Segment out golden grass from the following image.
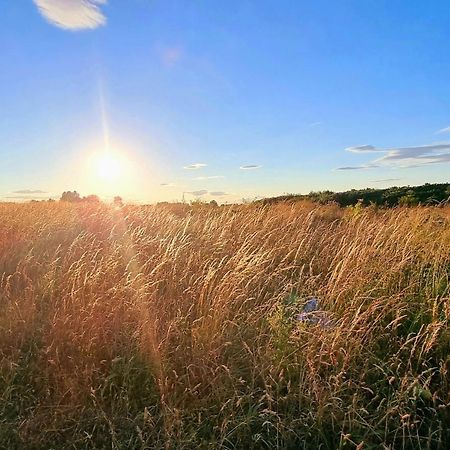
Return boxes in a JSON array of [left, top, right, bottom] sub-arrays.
[[0, 201, 449, 449]]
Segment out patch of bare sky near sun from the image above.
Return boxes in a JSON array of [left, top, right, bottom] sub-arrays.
[[194, 176, 225, 180], [33, 0, 107, 30]]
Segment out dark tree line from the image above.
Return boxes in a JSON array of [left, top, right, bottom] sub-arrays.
[[60, 191, 123, 206], [260, 183, 450, 207], [60, 191, 100, 203]]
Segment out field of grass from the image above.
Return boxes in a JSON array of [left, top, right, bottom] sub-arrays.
[[1, 201, 449, 449]]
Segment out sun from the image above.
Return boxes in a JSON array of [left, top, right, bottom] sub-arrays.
[[96, 153, 122, 182], [87, 148, 136, 197]]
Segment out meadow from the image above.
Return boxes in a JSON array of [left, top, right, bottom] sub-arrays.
[[0, 200, 449, 449]]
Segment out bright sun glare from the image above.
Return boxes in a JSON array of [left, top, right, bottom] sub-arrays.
[[96, 153, 122, 181], [88, 150, 135, 197]]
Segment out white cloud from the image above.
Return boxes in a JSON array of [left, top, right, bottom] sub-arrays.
[[33, 0, 107, 30], [183, 163, 207, 170], [160, 183, 176, 187], [345, 145, 379, 153], [210, 191, 227, 196], [240, 164, 262, 170], [337, 143, 450, 170], [436, 126, 450, 134]]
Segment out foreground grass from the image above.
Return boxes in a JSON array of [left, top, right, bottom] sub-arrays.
[[0, 201, 449, 449]]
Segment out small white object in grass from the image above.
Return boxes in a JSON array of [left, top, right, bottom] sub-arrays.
[[297, 297, 333, 328], [302, 297, 318, 313]]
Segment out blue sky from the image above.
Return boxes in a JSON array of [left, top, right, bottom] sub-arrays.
[[1, 0, 449, 203]]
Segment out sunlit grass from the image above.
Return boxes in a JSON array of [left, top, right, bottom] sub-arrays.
[[0, 201, 449, 449]]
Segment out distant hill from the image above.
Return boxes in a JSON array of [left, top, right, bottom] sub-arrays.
[[260, 183, 450, 207]]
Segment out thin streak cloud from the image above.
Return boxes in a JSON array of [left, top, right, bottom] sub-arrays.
[[185, 190, 208, 196], [335, 164, 379, 171], [4, 195, 52, 200], [345, 145, 379, 153], [12, 189, 47, 194], [33, 0, 107, 30], [240, 164, 262, 170], [183, 163, 207, 170], [370, 178, 401, 183]]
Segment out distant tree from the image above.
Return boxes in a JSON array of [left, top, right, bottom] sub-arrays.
[[209, 199, 218, 207], [316, 190, 334, 204], [398, 194, 418, 207], [82, 194, 100, 203], [113, 196, 123, 207], [60, 191, 81, 202]]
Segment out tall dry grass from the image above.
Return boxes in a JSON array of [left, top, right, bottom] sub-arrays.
[[0, 201, 449, 449]]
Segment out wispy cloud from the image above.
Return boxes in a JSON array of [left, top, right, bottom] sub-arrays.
[[436, 126, 450, 134], [376, 144, 450, 166], [184, 163, 207, 170], [12, 189, 47, 194], [160, 183, 176, 187], [345, 145, 380, 153], [4, 195, 52, 200], [33, 0, 107, 30], [337, 143, 450, 170], [335, 165, 376, 171], [210, 191, 227, 196], [240, 164, 262, 170], [185, 190, 208, 196], [193, 175, 225, 180], [309, 121, 323, 127], [369, 178, 401, 183]]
